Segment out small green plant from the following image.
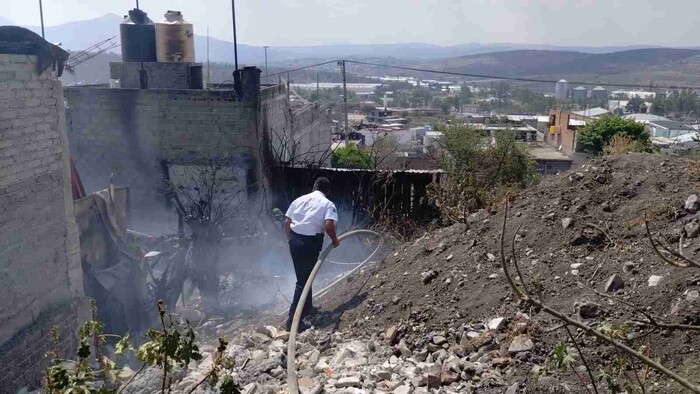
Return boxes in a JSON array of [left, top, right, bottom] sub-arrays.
[[45, 300, 240, 394], [331, 144, 371, 169]]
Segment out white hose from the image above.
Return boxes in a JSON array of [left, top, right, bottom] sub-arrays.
[[286, 229, 383, 394]]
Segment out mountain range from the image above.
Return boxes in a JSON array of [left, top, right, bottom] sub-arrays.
[[4, 14, 700, 89], [2, 13, 692, 65]]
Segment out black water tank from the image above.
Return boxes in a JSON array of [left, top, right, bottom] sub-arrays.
[[120, 9, 157, 62]]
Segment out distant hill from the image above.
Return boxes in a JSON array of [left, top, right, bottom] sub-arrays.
[[416, 48, 700, 89], [7, 13, 698, 67]]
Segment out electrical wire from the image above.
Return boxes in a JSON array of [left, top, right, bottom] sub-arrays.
[[265, 60, 340, 79], [343, 59, 698, 89]]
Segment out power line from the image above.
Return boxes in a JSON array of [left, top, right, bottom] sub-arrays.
[[344, 59, 700, 90], [265, 60, 339, 79], [263, 58, 700, 91]]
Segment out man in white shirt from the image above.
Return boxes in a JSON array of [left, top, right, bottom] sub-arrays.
[[284, 177, 340, 332]]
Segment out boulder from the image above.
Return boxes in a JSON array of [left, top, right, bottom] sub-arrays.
[[648, 275, 663, 287]]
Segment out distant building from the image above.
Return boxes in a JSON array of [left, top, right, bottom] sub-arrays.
[[545, 109, 592, 152], [623, 114, 695, 139], [572, 107, 609, 118], [591, 86, 608, 101], [555, 79, 569, 101], [572, 86, 588, 101]]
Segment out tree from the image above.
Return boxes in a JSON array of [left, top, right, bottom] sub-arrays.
[[577, 116, 654, 155], [165, 156, 249, 308], [331, 144, 371, 169], [428, 125, 536, 223], [366, 132, 399, 169], [626, 97, 645, 113]]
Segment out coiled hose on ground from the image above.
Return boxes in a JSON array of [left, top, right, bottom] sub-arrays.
[[287, 229, 384, 394]]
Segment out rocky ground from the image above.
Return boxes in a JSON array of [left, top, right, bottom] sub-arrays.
[[129, 153, 700, 393]]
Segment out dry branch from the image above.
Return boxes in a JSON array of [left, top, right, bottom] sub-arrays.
[[500, 200, 700, 393]]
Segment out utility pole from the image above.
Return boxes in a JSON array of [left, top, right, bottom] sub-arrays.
[[316, 73, 319, 101], [338, 60, 348, 137], [231, 0, 239, 71], [263, 46, 269, 84], [206, 25, 210, 88], [39, 0, 45, 39]]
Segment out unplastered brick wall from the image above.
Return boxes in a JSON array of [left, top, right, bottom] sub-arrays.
[[0, 53, 84, 391], [64, 87, 260, 233]]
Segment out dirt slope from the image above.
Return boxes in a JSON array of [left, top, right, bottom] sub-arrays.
[[313, 152, 700, 391]]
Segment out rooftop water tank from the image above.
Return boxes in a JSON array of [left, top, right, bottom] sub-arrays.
[[120, 8, 157, 62], [155, 11, 195, 63]]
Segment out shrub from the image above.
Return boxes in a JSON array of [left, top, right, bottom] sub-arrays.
[[577, 116, 655, 155], [603, 134, 643, 155], [331, 144, 371, 169], [428, 125, 537, 223]]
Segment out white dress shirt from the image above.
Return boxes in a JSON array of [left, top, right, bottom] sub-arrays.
[[285, 190, 338, 236]]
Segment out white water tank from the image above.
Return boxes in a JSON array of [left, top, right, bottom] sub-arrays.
[[155, 11, 195, 63]]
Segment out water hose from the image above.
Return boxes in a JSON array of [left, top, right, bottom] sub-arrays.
[[287, 229, 383, 394]]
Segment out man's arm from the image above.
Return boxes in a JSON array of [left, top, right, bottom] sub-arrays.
[[285, 217, 293, 241], [324, 219, 340, 247]]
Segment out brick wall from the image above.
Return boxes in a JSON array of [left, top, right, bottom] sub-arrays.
[[64, 87, 260, 233], [0, 53, 84, 392]]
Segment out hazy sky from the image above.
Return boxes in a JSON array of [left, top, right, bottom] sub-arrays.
[[3, 0, 699, 47]]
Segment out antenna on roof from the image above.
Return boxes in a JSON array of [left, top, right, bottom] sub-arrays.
[[38, 0, 45, 38], [136, 0, 140, 9]]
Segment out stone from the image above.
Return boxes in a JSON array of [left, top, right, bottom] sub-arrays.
[[392, 296, 401, 305], [687, 290, 699, 301], [505, 382, 520, 394], [570, 263, 583, 269], [508, 335, 534, 354], [488, 317, 506, 331], [685, 194, 700, 213], [686, 221, 700, 238], [579, 302, 603, 319], [298, 377, 317, 390], [648, 275, 663, 287], [422, 373, 441, 389], [446, 254, 453, 261], [605, 274, 625, 292], [491, 357, 511, 367], [486, 253, 496, 262], [242, 383, 257, 394], [571, 269, 580, 276], [386, 325, 399, 344], [256, 325, 278, 338], [398, 340, 413, 357], [440, 369, 459, 385], [335, 376, 361, 388], [432, 335, 447, 346], [373, 370, 393, 381], [562, 217, 574, 229], [421, 270, 438, 284], [393, 385, 413, 394]]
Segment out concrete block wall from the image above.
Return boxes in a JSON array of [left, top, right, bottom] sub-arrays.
[[0, 53, 84, 391], [64, 87, 259, 233], [110, 62, 203, 89]]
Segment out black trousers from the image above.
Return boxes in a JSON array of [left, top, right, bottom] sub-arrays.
[[287, 231, 324, 324]]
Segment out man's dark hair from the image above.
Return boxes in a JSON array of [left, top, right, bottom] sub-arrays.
[[313, 177, 331, 195]]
